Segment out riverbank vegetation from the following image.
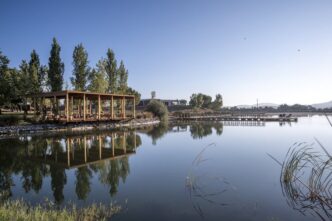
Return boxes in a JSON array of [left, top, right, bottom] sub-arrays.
[[189, 93, 223, 110], [146, 99, 169, 121], [0, 38, 141, 115], [0, 199, 121, 221]]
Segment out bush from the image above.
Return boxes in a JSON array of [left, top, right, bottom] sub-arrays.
[[145, 100, 168, 121]]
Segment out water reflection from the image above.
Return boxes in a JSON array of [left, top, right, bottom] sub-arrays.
[[0, 131, 141, 204], [190, 122, 223, 139]]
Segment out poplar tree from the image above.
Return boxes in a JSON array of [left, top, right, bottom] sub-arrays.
[[88, 59, 108, 93], [105, 49, 118, 93], [28, 50, 46, 93], [48, 38, 64, 92], [0, 51, 10, 112], [71, 43, 90, 91], [117, 60, 128, 94]]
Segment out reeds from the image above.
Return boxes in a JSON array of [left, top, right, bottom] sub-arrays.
[[269, 139, 332, 220], [185, 143, 229, 218], [0, 198, 121, 221]]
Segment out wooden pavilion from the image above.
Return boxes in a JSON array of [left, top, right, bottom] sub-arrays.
[[30, 90, 136, 123]]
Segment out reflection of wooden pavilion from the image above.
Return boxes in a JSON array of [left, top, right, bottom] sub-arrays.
[[30, 90, 135, 123], [26, 132, 138, 169]]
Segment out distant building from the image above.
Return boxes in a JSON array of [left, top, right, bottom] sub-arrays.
[[138, 99, 187, 108]]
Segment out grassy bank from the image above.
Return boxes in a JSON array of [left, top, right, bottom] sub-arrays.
[[0, 199, 121, 221]]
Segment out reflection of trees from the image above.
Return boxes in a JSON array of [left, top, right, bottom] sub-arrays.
[[0, 141, 15, 201], [49, 139, 67, 204], [98, 156, 130, 197], [50, 165, 67, 204], [21, 136, 48, 193], [75, 167, 92, 200], [145, 122, 169, 145], [0, 130, 141, 202], [190, 122, 223, 139]]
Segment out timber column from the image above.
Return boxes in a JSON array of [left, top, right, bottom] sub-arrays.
[[133, 97, 136, 118], [66, 93, 69, 122], [83, 94, 86, 121], [122, 97, 126, 119], [98, 95, 101, 120], [111, 96, 114, 119]]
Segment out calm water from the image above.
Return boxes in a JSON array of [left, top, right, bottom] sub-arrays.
[[0, 116, 331, 221]]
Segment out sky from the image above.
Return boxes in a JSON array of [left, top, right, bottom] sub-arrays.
[[1, 0, 332, 106]]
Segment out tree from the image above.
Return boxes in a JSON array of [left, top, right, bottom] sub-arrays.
[[105, 49, 118, 93], [28, 50, 46, 94], [48, 38, 64, 92], [0, 51, 10, 111], [189, 93, 204, 108], [126, 87, 141, 105], [211, 94, 223, 110], [201, 94, 212, 108], [117, 60, 128, 94], [151, 91, 156, 99], [71, 43, 90, 91], [189, 93, 213, 108], [88, 59, 108, 93], [19, 61, 30, 117], [146, 99, 168, 121]]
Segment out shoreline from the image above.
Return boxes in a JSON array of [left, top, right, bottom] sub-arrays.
[[0, 118, 160, 137]]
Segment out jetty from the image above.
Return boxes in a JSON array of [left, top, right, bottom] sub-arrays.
[[175, 113, 298, 122]]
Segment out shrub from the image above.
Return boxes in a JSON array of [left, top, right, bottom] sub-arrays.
[[145, 100, 168, 121]]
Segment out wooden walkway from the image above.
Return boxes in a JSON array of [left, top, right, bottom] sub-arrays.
[[176, 115, 298, 122]]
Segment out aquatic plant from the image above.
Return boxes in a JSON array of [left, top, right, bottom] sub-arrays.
[[268, 138, 332, 220], [185, 143, 229, 218]]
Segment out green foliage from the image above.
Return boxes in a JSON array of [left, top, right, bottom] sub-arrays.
[[105, 49, 118, 93], [0, 43, 142, 116], [189, 93, 223, 110], [48, 38, 64, 92], [28, 50, 46, 94], [71, 43, 90, 91], [19, 60, 30, 96], [189, 93, 205, 108], [146, 99, 169, 121], [117, 60, 128, 94], [211, 94, 223, 110], [0, 51, 10, 106], [88, 59, 109, 93], [126, 87, 141, 105]]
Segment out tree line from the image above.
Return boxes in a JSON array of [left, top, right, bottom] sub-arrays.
[[0, 38, 141, 113], [189, 93, 223, 110]]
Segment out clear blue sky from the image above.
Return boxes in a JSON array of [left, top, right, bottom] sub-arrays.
[[1, 0, 332, 106]]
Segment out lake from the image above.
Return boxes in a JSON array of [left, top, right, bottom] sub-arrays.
[[0, 116, 331, 221]]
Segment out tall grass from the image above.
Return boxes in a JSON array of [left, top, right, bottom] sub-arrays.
[[0, 199, 121, 221]]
